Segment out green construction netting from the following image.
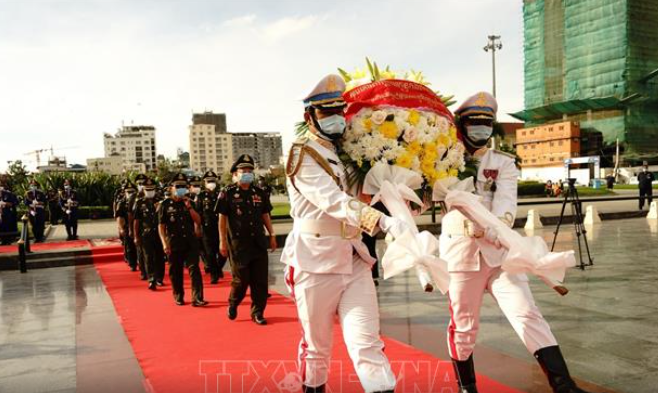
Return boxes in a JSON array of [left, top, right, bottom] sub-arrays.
[[522, 0, 658, 159]]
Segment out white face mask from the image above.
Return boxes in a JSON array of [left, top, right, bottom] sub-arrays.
[[145, 190, 155, 199], [137, 185, 144, 192], [206, 182, 217, 191], [466, 125, 493, 142], [317, 114, 346, 140]]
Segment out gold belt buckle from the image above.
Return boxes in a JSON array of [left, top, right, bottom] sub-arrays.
[[341, 222, 360, 239]]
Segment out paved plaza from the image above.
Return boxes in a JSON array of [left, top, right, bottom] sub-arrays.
[[1, 217, 656, 392]]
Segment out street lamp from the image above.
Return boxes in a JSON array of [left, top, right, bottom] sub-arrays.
[[483, 35, 503, 97]]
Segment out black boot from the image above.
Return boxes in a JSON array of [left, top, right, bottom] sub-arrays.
[[534, 346, 592, 393], [302, 384, 325, 393], [451, 355, 478, 393]]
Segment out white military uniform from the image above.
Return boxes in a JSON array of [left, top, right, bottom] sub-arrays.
[[281, 134, 396, 391], [440, 148, 558, 361]]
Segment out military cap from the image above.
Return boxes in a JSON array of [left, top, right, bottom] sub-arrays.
[[303, 74, 346, 110], [231, 154, 255, 173], [203, 170, 218, 181], [189, 175, 203, 186], [135, 173, 148, 184], [170, 173, 188, 187], [143, 177, 157, 190], [455, 92, 498, 120], [124, 181, 137, 191]]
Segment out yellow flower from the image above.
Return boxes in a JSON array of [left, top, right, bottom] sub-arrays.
[[406, 141, 422, 155], [408, 109, 420, 126], [378, 121, 399, 139], [363, 118, 373, 132], [449, 168, 459, 177], [395, 152, 413, 168], [420, 160, 435, 175], [449, 126, 458, 142], [437, 134, 450, 147], [437, 170, 448, 180]]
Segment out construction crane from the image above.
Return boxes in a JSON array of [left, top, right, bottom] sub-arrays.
[[24, 146, 79, 167]]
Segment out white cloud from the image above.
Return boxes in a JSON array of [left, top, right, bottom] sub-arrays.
[[261, 15, 318, 42]]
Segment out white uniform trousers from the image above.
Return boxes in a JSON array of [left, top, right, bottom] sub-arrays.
[[285, 257, 396, 392], [447, 261, 558, 361]]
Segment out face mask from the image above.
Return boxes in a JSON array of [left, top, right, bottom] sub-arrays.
[[239, 173, 254, 184], [191, 186, 201, 195], [137, 185, 144, 192], [466, 125, 493, 142], [206, 182, 217, 191], [175, 188, 188, 198], [643, 168, 648, 172], [317, 115, 346, 140], [145, 190, 155, 199]]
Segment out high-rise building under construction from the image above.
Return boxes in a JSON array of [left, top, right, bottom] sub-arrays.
[[514, 0, 658, 163]]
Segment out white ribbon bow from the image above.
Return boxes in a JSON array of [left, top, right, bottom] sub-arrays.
[[364, 162, 424, 207], [444, 190, 576, 290], [432, 176, 475, 202], [378, 180, 450, 293]]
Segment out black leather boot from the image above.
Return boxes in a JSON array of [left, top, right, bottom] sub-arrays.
[[302, 384, 325, 393], [451, 355, 478, 393], [534, 346, 592, 393]]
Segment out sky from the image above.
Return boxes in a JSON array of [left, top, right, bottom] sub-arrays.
[[0, 0, 525, 172]]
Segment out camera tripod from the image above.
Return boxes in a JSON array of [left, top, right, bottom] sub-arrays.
[[551, 178, 593, 270]]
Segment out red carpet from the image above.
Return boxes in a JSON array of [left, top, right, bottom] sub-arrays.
[[93, 251, 521, 393], [0, 239, 89, 254]]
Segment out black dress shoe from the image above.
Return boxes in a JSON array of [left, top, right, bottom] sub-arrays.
[[218, 271, 224, 279], [148, 282, 157, 291], [192, 300, 208, 307], [156, 280, 164, 286], [227, 305, 237, 320], [130, 266, 137, 272], [140, 275, 148, 281], [252, 314, 267, 325], [303, 385, 325, 393], [175, 300, 185, 306]]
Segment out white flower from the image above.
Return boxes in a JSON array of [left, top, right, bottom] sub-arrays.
[[403, 126, 418, 143], [371, 110, 387, 125]]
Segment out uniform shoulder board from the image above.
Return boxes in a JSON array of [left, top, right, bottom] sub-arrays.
[[492, 149, 516, 160], [286, 139, 309, 178]]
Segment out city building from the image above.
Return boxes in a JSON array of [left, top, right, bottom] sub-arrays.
[[497, 122, 524, 149], [87, 155, 123, 175], [103, 125, 157, 171], [188, 112, 283, 174], [189, 112, 234, 174], [514, 0, 658, 164], [37, 157, 86, 173], [231, 132, 283, 170], [516, 121, 581, 180]]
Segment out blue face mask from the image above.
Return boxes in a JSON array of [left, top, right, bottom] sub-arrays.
[[174, 188, 188, 198], [466, 125, 493, 142], [239, 173, 254, 184], [317, 115, 346, 140]]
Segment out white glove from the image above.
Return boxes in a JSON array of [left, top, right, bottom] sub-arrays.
[[484, 227, 502, 249], [378, 215, 413, 239]]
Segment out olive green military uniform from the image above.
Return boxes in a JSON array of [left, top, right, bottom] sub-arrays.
[[158, 196, 204, 304], [195, 171, 226, 283], [133, 179, 165, 287], [131, 174, 149, 280], [116, 191, 138, 270], [215, 183, 272, 316]]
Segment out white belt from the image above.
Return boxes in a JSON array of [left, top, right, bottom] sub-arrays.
[[293, 218, 359, 239]]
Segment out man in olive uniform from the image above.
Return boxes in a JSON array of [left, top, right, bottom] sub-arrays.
[[60, 179, 79, 241], [24, 179, 47, 243], [134, 178, 165, 290], [0, 180, 19, 245], [638, 162, 655, 210], [47, 188, 61, 225], [216, 154, 277, 325], [117, 182, 138, 271], [158, 173, 208, 307], [195, 171, 224, 284], [131, 174, 149, 279]]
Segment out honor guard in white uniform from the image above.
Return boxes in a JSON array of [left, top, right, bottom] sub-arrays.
[[281, 75, 410, 393], [441, 92, 591, 393]]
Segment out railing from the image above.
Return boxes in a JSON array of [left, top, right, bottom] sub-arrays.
[[16, 214, 30, 273]]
